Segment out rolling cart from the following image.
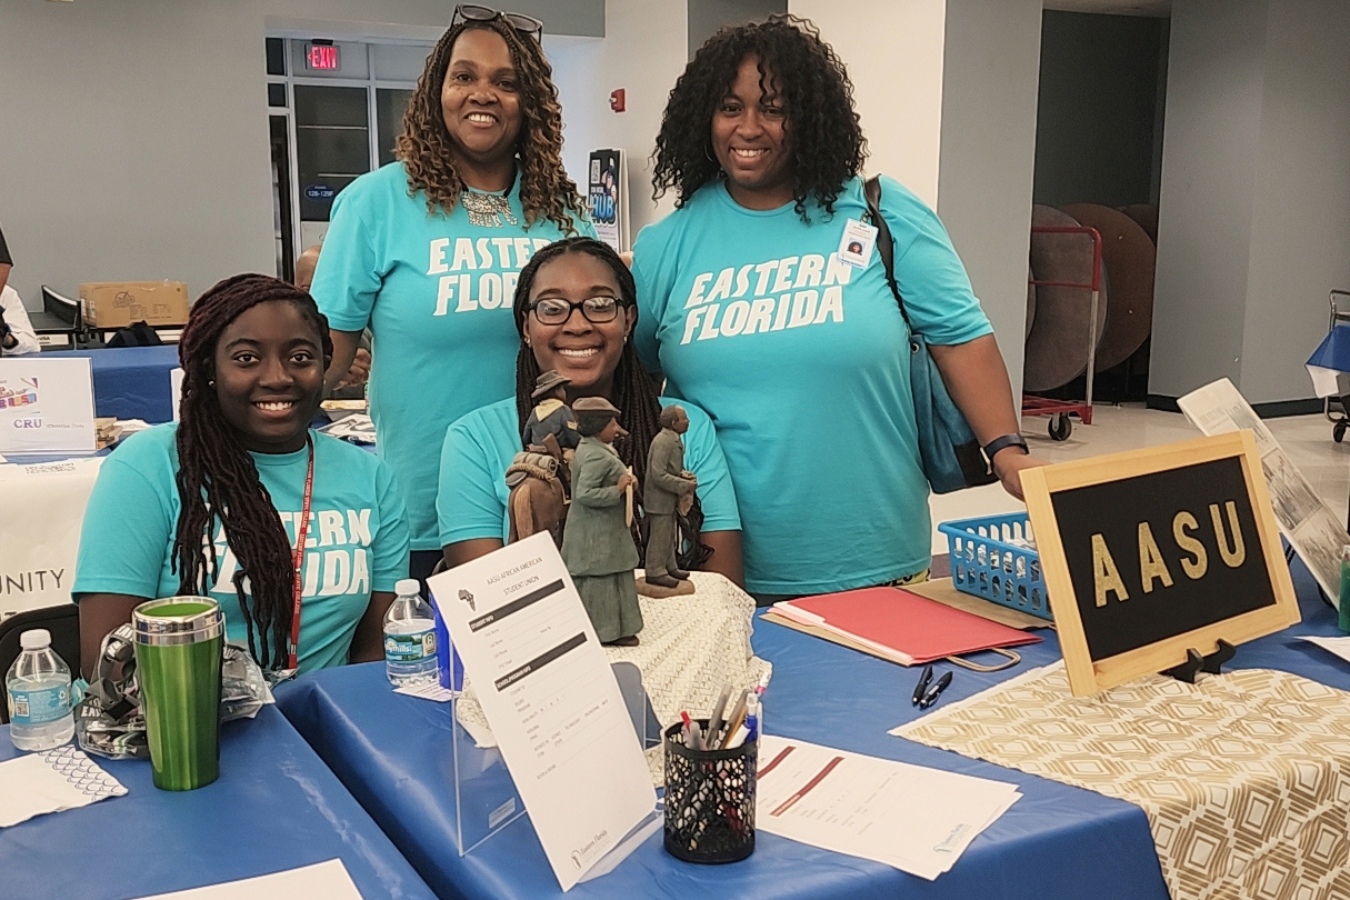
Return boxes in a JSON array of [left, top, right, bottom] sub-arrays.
[[1023, 225, 1103, 441]]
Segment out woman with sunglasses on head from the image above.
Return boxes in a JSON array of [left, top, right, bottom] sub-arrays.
[[312, 5, 593, 585], [72, 275, 411, 677], [633, 16, 1040, 602], [437, 237, 744, 586]]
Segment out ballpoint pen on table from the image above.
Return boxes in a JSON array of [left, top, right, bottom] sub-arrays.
[[918, 671, 953, 709], [911, 663, 934, 706]]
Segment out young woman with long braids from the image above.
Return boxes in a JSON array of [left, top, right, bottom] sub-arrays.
[[437, 237, 744, 585], [312, 6, 592, 584], [634, 16, 1040, 601], [74, 274, 410, 676]]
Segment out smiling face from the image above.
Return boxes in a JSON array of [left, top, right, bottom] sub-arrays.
[[712, 55, 794, 210], [212, 300, 326, 454], [523, 251, 634, 400], [440, 27, 524, 189]]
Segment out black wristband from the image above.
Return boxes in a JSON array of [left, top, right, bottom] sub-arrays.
[[983, 433, 1029, 462]]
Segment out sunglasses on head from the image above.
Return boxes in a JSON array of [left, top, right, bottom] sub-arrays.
[[451, 4, 544, 41]]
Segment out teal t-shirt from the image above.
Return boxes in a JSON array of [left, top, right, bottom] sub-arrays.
[[632, 176, 992, 595], [311, 162, 594, 550], [72, 424, 411, 672], [437, 397, 741, 547]]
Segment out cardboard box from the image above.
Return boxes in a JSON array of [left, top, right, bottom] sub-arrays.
[[79, 280, 189, 329]]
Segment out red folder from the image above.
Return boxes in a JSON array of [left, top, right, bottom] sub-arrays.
[[768, 587, 1041, 665]]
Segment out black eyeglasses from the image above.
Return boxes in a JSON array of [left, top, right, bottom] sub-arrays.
[[451, 4, 544, 41], [529, 296, 621, 326]]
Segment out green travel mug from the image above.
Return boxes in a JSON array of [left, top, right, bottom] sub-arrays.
[[133, 597, 223, 791]]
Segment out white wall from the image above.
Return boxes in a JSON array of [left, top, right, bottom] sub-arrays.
[[1151, 0, 1350, 407], [789, 0, 947, 206], [937, 0, 1043, 398], [548, 0, 691, 238]]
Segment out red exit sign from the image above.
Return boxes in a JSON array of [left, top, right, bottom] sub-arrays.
[[305, 43, 339, 71]]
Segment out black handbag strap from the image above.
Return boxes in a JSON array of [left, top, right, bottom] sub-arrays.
[[863, 175, 912, 329]]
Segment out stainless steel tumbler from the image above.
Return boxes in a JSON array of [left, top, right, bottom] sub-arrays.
[[132, 597, 223, 791]]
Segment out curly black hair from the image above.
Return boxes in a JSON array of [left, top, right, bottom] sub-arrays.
[[397, 18, 586, 233], [651, 14, 866, 220]]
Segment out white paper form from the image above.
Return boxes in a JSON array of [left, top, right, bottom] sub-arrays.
[[427, 532, 655, 891], [754, 735, 1021, 880], [1179, 378, 1349, 607], [131, 859, 362, 899]]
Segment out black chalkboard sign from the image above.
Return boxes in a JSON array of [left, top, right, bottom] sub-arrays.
[[1022, 432, 1299, 696]]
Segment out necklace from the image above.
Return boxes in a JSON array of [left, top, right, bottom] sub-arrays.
[[462, 190, 518, 228], [461, 167, 519, 228]]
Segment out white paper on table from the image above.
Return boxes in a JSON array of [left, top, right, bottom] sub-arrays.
[[1299, 635, 1350, 663], [131, 859, 361, 899], [754, 734, 1021, 880], [0, 745, 127, 829], [427, 532, 655, 892], [394, 681, 459, 703]]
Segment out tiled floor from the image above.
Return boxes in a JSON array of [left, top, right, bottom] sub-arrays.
[[927, 403, 1350, 554]]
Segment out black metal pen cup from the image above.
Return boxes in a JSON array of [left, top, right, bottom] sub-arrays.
[[663, 719, 757, 864]]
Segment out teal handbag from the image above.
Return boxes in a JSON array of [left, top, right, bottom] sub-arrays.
[[863, 176, 996, 494]]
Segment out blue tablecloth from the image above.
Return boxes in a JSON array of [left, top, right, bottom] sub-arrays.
[[0, 705, 435, 899], [282, 583, 1350, 898], [42, 346, 180, 423]]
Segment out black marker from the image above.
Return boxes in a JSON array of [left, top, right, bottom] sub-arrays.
[[910, 663, 934, 706], [918, 671, 953, 710]]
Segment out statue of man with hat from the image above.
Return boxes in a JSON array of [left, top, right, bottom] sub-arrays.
[[522, 369, 580, 454], [561, 397, 643, 646]]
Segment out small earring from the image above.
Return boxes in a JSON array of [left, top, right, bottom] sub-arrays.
[[208, 379, 215, 386]]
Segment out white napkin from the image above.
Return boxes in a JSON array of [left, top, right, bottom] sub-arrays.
[[0, 744, 128, 828]]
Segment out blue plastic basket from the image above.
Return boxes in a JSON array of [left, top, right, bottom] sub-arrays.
[[938, 511, 1052, 621]]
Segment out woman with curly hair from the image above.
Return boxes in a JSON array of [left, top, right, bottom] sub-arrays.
[[437, 237, 743, 586], [633, 15, 1039, 601], [312, 6, 592, 582], [74, 274, 410, 676]]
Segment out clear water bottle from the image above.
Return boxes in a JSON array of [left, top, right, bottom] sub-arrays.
[[384, 578, 438, 687], [6, 629, 74, 751]]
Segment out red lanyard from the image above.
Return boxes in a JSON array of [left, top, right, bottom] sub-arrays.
[[286, 437, 316, 670]]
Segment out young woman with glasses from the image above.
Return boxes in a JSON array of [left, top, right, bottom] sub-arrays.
[[436, 237, 744, 585], [311, 5, 593, 585]]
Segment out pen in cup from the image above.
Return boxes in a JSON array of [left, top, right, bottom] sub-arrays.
[[706, 683, 733, 750]]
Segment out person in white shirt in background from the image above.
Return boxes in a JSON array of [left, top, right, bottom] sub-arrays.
[[0, 285, 40, 356]]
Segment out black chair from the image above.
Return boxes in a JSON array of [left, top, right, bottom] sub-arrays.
[[0, 605, 80, 724], [31, 285, 84, 350]]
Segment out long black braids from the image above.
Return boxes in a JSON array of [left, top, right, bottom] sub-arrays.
[[651, 14, 866, 221], [173, 274, 333, 670], [511, 238, 710, 568]]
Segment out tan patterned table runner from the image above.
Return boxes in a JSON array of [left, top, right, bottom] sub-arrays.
[[897, 665, 1350, 900]]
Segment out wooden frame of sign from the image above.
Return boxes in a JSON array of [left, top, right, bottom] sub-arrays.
[[1021, 431, 1299, 696]]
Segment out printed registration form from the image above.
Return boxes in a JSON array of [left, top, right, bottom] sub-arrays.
[[428, 532, 655, 891], [755, 735, 1021, 880]]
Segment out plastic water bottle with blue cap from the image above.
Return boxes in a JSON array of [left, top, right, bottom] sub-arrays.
[[384, 579, 438, 687], [7, 629, 74, 751]]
